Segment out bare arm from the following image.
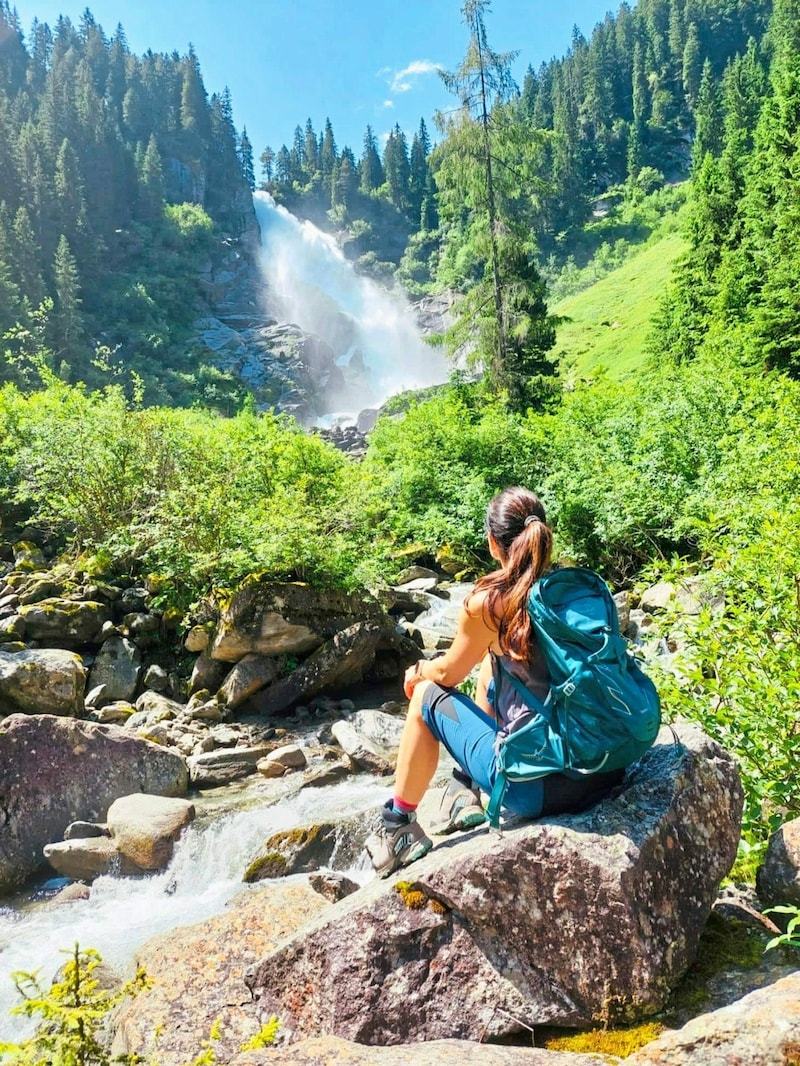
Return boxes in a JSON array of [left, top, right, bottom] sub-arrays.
[[404, 591, 497, 697], [474, 653, 496, 718]]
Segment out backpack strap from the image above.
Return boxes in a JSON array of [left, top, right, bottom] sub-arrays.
[[485, 658, 557, 830]]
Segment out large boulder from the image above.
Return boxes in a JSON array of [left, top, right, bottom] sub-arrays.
[[88, 636, 142, 704], [247, 621, 383, 716], [243, 722, 743, 1043], [0, 714, 188, 895], [756, 816, 800, 908], [625, 971, 800, 1065], [232, 1039, 610, 1065], [209, 580, 383, 662], [17, 598, 110, 645], [0, 647, 86, 716], [107, 794, 196, 870], [109, 883, 331, 1066]]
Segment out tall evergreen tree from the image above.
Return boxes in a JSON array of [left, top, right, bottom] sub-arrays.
[[51, 233, 84, 369], [319, 118, 337, 180], [239, 127, 255, 189], [436, 0, 556, 407], [359, 125, 383, 193]]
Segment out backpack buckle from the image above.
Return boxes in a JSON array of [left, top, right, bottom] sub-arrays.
[[563, 681, 576, 697]]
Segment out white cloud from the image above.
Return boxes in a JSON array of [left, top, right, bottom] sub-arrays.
[[389, 59, 442, 94], [382, 99, 394, 109]]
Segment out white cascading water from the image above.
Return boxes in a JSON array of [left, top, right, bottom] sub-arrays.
[[0, 775, 387, 1041], [253, 191, 448, 414]]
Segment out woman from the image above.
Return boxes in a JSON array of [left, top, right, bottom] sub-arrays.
[[365, 486, 624, 877]]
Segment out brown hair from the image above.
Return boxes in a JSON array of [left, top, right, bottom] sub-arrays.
[[469, 486, 552, 661]]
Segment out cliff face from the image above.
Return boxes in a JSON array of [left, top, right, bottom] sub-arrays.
[[190, 206, 344, 424]]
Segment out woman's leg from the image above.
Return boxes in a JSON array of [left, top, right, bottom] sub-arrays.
[[393, 681, 443, 806]]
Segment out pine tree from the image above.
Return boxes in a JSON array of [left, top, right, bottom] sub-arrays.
[[52, 233, 84, 369], [692, 60, 723, 169], [383, 124, 410, 211], [260, 145, 275, 183], [239, 127, 255, 189], [436, 0, 556, 408], [12, 205, 46, 308], [303, 118, 318, 176], [180, 45, 211, 145], [138, 133, 164, 221], [319, 118, 337, 180], [747, 0, 800, 372], [359, 125, 383, 193]]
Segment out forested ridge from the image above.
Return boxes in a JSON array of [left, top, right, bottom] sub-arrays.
[[0, 1, 252, 402], [0, 0, 799, 858]]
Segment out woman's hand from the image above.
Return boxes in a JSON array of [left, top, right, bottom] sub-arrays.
[[403, 661, 424, 700]]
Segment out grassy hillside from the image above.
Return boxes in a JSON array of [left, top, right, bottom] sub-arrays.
[[552, 233, 687, 380]]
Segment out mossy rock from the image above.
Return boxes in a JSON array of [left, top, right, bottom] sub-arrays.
[[243, 824, 337, 882]]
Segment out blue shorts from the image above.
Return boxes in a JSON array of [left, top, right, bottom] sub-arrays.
[[419, 683, 625, 819], [419, 682, 545, 817]]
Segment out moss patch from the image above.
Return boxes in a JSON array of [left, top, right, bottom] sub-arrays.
[[394, 881, 450, 914], [664, 910, 766, 1019], [542, 1021, 666, 1056], [244, 852, 288, 881]]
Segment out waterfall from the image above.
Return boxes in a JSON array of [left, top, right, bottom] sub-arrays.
[[253, 192, 448, 415], [0, 775, 386, 1041]]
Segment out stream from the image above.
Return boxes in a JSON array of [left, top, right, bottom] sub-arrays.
[[0, 773, 388, 1041]]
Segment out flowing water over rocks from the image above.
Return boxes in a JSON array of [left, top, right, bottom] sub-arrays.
[[0, 773, 388, 1041]]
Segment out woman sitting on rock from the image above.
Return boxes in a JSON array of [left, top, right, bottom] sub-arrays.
[[365, 485, 624, 877]]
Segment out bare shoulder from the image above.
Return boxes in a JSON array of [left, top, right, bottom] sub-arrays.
[[463, 587, 489, 618]]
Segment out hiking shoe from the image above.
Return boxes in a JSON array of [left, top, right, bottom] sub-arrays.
[[365, 804, 432, 878], [434, 776, 487, 835]]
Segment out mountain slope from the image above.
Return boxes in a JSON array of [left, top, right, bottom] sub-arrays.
[[552, 233, 687, 380]]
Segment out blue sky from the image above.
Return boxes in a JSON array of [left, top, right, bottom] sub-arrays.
[[12, 1, 616, 169]]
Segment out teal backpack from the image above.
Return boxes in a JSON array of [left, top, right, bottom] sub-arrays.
[[486, 566, 661, 828]]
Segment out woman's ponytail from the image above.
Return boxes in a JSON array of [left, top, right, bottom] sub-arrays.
[[470, 487, 553, 661]]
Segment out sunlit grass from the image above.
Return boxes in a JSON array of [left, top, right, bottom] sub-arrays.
[[553, 233, 688, 380]]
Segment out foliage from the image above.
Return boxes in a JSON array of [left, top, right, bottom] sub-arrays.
[[764, 907, 800, 952], [0, 382, 358, 608], [0, 944, 279, 1065], [0, 944, 149, 1066]]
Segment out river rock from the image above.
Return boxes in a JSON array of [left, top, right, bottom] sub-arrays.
[[143, 664, 168, 691], [231, 1039, 611, 1066], [43, 836, 136, 880], [184, 624, 210, 653], [0, 646, 86, 716], [107, 794, 196, 870], [209, 580, 383, 662], [243, 722, 742, 1043], [12, 541, 45, 571], [0, 713, 188, 895], [248, 621, 383, 716], [244, 810, 375, 883], [187, 744, 276, 788], [88, 636, 142, 704], [134, 691, 184, 719], [308, 871, 361, 903], [346, 709, 406, 759], [0, 614, 25, 642], [756, 816, 800, 908], [218, 653, 280, 708], [330, 718, 394, 775], [625, 971, 800, 1065], [189, 651, 228, 694], [109, 884, 331, 1066], [17, 598, 110, 645], [93, 700, 137, 723], [258, 743, 307, 770]]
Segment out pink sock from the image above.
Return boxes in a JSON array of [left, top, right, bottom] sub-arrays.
[[392, 797, 417, 816]]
